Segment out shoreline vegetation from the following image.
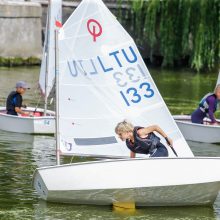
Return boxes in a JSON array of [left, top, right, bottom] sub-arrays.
[[0, 57, 40, 67], [0, 0, 219, 73], [117, 0, 219, 72]]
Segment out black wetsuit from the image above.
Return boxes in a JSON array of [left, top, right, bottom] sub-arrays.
[[6, 91, 22, 116]]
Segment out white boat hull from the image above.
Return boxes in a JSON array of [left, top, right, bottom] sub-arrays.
[[33, 157, 220, 206], [173, 115, 220, 143], [0, 107, 55, 134]]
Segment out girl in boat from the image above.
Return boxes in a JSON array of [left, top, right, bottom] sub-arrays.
[[115, 120, 173, 158], [191, 84, 220, 125]]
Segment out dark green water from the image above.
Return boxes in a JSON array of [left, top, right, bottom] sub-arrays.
[[0, 67, 220, 219]]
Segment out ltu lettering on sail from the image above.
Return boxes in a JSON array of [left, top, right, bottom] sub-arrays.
[[67, 45, 138, 77], [68, 59, 98, 77]]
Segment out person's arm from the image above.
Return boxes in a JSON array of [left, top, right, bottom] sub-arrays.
[[207, 96, 217, 124], [15, 107, 31, 115], [15, 95, 31, 116], [137, 125, 173, 146]]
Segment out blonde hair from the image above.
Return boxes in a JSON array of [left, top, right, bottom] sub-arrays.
[[214, 84, 220, 93], [115, 120, 134, 134]]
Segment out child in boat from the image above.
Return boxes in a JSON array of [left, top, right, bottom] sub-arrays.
[[191, 84, 220, 125], [6, 81, 32, 116], [115, 120, 173, 158]]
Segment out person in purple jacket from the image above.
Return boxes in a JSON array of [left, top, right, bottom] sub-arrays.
[[191, 84, 220, 125]]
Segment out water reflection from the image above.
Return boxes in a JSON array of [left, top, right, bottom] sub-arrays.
[[32, 202, 215, 220], [189, 141, 220, 157], [0, 130, 55, 209]]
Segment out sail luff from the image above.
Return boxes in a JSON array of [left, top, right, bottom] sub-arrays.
[[43, 0, 51, 115], [39, 0, 62, 100], [55, 29, 61, 165], [217, 71, 220, 86], [39, 3, 49, 97]]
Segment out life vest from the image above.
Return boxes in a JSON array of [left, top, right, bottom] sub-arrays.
[[126, 126, 160, 154], [199, 93, 218, 116]]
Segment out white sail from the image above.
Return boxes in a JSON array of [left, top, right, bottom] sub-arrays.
[[39, 0, 62, 97], [217, 71, 220, 86], [57, 0, 193, 158]]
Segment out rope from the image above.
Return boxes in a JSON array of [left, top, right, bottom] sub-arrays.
[[32, 83, 42, 112]]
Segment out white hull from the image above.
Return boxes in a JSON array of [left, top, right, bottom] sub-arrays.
[[0, 107, 55, 134], [173, 115, 220, 143], [33, 157, 220, 206]]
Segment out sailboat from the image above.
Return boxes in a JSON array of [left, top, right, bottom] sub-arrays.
[[0, 0, 62, 134], [173, 71, 220, 143], [33, 0, 220, 206]]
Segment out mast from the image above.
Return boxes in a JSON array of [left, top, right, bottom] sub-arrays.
[[55, 29, 60, 165]]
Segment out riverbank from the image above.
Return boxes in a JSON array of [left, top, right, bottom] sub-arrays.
[[0, 1, 42, 66]]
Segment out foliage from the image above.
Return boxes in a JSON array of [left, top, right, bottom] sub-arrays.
[[0, 57, 40, 67], [118, 0, 220, 72]]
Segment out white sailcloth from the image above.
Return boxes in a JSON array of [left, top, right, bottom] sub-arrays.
[[217, 71, 220, 86], [39, 0, 62, 97], [57, 0, 193, 158]]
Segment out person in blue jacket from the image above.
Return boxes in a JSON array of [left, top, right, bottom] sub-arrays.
[[6, 81, 31, 116], [191, 84, 220, 125], [115, 120, 173, 158]]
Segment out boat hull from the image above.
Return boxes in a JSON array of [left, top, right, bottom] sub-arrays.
[[33, 157, 220, 206], [0, 107, 55, 134], [173, 115, 220, 143]]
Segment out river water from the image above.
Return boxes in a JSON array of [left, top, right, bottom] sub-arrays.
[[0, 67, 220, 220]]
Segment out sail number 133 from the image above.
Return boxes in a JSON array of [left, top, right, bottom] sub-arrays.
[[120, 82, 154, 106]]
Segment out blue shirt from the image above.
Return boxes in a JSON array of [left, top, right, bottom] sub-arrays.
[[6, 91, 22, 115]]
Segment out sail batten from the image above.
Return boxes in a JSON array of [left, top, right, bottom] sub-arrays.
[[58, 0, 193, 158], [74, 136, 117, 145]]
